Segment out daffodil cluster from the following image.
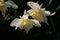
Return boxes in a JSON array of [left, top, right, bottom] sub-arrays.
[[10, 1, 56, 33], [10, 10, 41, 33]]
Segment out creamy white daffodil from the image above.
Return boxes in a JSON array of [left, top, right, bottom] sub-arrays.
[[27, 1, 56, 25], [0, 0, 18, 17], [10, 10, 41, 33]]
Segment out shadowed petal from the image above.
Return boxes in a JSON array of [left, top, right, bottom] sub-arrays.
[[31, 19, 41, 27], [5, 0, 18, 9], [25, 29, 30, 33], [27, 9, 33, 14], [44, 17, 49, 25], [1, 12, 6, 17], [5, 2, 11, 7]]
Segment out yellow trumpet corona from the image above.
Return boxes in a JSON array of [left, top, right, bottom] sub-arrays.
[[30, 10, 44, 22], [19, 19, 33, 30]]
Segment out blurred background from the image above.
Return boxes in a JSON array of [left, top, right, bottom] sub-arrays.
[[0, 0, 60, 40]]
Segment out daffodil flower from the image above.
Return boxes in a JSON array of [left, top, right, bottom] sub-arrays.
[[27, 1, 56, 25], [0, 0, 18, 17], [10, 9, 41, 33]]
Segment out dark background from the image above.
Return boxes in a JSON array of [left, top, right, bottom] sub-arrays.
[[0, 0, 60, 40]]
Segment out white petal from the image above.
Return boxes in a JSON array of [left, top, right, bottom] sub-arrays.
[[2, 12, 5, 17], [27, 9, 33, 14], [27, 1, 40, 10], [40, 8, 46, 14], [45, 11, 56, 16], [51, 12, 56, 15], [5, 0, 18, 9], [25, 29, 30, 33], [44, 17, 49, 25], [5, 2, 11, 7], [15, 26, 18, 30], [31, 19, 41, 27], [41, 8, 45, 11], [10, 18, 20, 27]]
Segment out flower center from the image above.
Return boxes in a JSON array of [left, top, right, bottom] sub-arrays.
[[30, 10, 44, 22], [20, 19, 33, 29]]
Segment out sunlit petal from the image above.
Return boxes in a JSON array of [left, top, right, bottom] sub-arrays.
[[41, 8, 45, 11], [10, 18, 20, 27], [45, 11, 56, 16], [27, 1, 40, 10]]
